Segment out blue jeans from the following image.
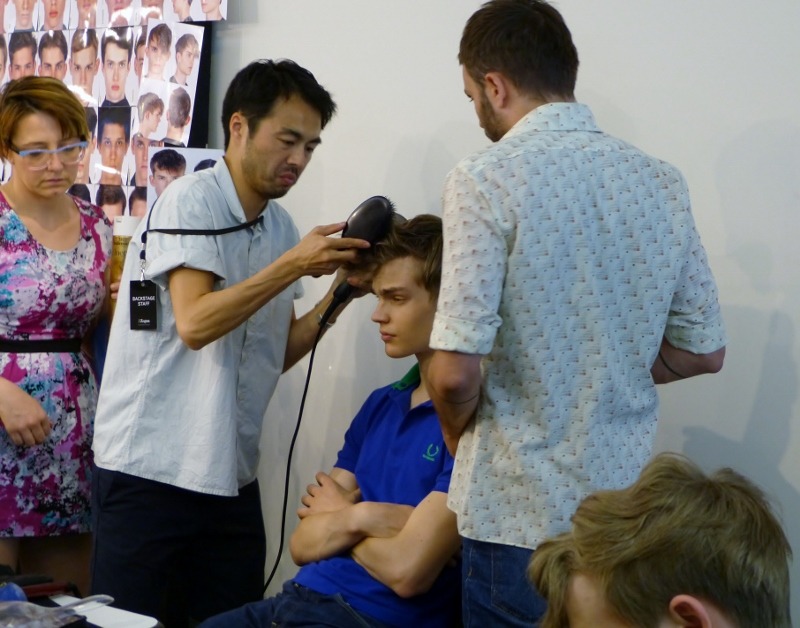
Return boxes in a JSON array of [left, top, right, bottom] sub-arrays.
[[461, 538, 547, 627], [198, 581, 390, 628]]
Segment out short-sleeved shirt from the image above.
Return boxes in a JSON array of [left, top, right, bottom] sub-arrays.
[[93, 158, 303, 496], [430, 102, 726, 549], [294, 366, 461, 627]]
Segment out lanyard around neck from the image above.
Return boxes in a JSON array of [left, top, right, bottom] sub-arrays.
[[138, 203, 264, 281]]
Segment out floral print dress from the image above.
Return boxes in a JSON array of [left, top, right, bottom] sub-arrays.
[[0, 193, 111, 536]]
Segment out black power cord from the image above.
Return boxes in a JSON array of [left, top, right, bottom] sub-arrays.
[[260, 195, 395, 593], [262, 321, 325, 594]]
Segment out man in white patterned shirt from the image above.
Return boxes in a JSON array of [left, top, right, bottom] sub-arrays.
[[424, 1, 727, 625]]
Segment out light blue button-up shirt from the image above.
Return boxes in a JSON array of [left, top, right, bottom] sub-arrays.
[[93, 159, 303, 496]]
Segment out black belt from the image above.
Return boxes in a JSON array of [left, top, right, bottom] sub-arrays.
[[0, 338, 82, 353]]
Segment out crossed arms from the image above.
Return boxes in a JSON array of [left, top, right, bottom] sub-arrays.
[[289, 467, 460, 599]]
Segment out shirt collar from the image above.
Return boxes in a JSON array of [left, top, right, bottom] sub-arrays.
[[213, 157, 251, 224], [504, 102, 601, 140], [392, 363, 421, 391]]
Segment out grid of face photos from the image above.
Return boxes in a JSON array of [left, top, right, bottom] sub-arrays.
[[0, 0, 227, 222]]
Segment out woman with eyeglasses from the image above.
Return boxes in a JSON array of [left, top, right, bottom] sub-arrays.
[[0, 76, 111, 595]]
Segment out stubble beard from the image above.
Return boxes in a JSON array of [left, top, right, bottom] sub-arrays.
[[241, 141, 297, 202], [479, 91, 505, 142]]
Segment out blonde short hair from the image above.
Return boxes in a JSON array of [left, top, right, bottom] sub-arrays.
[[528, 453, 792, 628]]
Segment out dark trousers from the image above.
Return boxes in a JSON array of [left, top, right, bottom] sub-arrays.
[[198, 581, 390, 628], [91, 468, 267, 627]]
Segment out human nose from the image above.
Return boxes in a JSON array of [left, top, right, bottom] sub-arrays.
[[286, 144, 310, 170], [44, 151, 66, 171], [371, 302, 387, 324]]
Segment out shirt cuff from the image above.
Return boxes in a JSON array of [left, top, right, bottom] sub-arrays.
[[430, 313, 496, 355], [145, 248, 226, 290], [665, 317, 727, 354]]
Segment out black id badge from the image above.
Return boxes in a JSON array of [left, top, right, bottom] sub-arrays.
[[130, 280, 158, 330]]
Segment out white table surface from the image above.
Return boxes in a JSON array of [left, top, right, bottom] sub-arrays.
[[50, 595, 159, 628]]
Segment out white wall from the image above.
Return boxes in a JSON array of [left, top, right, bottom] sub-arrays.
[[210, 0, 800, 612]]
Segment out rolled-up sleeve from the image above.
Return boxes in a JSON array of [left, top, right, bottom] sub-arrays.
[[664, 203, 727, 353], [431, 164, 505, 356], [143, 189, 225, 289]]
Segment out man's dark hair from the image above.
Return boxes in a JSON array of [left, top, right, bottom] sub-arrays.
[[0, 34, 7, 66], [9, 32, 37, 59], [167, 86, 191, 127], [96, 183, 126, 208], [221, 59, 336, 149], [129, 185, 147, 205], [150, 148, 186, 173], [38, 30, 68, 60], [135, 31, 146, 54], [68, 183, 92, 203], [98, 105, 131, 142], [101, 26, 133, 63], [193, 158, 216, 172], [84, 106, 98, 138], [459, 0, 579, 100]]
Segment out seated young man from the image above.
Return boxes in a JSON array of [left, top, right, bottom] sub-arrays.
[[200, 214, 461, 628], [528, 452, 792, 628]]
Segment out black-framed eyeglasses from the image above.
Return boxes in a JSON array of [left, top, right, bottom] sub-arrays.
[[8, 141, 89, 170]]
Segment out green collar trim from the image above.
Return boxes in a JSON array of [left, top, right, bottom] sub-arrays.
[[392, 363, 420, 391]]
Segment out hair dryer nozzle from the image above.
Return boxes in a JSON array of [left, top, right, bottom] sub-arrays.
[[341, 195, 395, 244], [318, 196, 396, 328]]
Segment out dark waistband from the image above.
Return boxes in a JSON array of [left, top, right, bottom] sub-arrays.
[[0, 338, 82, 353]]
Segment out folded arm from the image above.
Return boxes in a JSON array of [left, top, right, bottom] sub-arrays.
[[289, 468, 413, 565], [350, 491, 460, 598], [651, 338, 725, 384]]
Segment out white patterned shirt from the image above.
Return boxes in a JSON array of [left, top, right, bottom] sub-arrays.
[[430, 103, 726, 548]]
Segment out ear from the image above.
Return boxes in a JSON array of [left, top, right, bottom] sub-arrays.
[[228, 111, 246, 143], [482, 71, 511, 109], [666, 595, 713, 628]]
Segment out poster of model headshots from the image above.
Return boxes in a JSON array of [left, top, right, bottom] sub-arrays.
[[0, 0, 226, 220]]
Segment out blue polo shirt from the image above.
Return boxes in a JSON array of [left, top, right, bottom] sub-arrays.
[[294, 366, 460, 627]]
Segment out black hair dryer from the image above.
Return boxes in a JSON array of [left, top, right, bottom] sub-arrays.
[[319, 195, 395, 326]]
